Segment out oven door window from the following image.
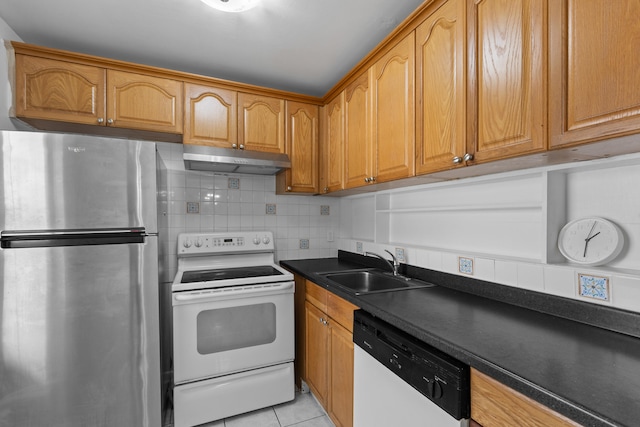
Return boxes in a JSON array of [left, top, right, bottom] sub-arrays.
[[196, 303, 276, 354]]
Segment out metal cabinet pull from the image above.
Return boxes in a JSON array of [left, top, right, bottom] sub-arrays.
[[453, 156, 463, 164], [97, 117, 104, 124], [463, 153, 474, 162], [107, 118, 114, 125]]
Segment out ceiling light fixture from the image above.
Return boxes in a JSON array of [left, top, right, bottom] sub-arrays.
[[200, 0, 261, 13]]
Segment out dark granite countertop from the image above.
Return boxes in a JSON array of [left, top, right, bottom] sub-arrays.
[[281, 252, 640, 427]]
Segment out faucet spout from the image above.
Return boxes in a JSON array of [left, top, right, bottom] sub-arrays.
[[364, 250, 400, 276]]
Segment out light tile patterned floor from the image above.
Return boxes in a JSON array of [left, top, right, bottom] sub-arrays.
[[174, 391, 335, 427]]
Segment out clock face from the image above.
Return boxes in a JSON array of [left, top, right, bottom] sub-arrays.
[[558, 217, 624, 266]]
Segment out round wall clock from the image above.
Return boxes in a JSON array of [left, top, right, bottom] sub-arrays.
[[557, 217, 624, 266]]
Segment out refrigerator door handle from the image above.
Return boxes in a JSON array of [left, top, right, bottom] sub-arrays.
[[1, 229, 148, 249]]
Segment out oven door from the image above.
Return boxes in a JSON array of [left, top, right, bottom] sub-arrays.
[[172, 281, 294, 384]]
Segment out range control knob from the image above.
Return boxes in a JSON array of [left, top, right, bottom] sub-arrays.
[[253, 236, 261, 245], [427, 378, 444, 400], [194, 238, 203, 248], [183, 239, 192, 248], [262, 235, 270, 244]]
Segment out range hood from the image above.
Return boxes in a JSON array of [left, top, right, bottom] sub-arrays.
[[183, 145, 291, 175]]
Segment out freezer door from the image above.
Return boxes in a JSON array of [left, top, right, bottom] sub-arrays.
[[0, 131, 157, 233], [0, 237, 160, 427]]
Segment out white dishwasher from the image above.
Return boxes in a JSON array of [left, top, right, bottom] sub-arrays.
[[353, 310, 470, 427]]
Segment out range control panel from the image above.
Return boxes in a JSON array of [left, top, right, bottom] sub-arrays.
[[177, 231, 274, 255]]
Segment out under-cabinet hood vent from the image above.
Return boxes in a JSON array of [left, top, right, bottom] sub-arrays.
[[183, 145, 291, 175]]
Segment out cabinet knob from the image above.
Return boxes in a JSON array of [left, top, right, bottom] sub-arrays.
[[452, 156, 463, 164], [107, 118, 114, 125], [370, 176, 376, 182], [232, 143, 238, 149], [97, 117, 104, 124], [286, 186, 292, 192], [364, 177, 370, 183], [239, 144, 245, 150], [463, 153, 474, 162], [324, 187, 329, 193]]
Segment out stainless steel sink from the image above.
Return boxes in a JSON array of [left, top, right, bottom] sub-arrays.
[[320, 269, 435, 295]]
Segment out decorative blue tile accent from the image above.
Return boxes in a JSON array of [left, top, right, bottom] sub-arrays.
[[578, 274, 610, 301], [459, 257, 474, 275], [320, 205, 330, 215], [228, 177, 240, 190], [356, 242, 363, 253], [186, 201, 199, 214], [299, 239, 310, 250], [266, 204, 277, 215], [395, 248, 406, 262]]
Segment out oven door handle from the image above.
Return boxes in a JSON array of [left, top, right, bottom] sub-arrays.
[[174, 281, 294, 302]]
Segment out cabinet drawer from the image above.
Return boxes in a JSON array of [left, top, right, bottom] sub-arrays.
[[471, 369, 580, 427], [327, 293, 358, 333], [305, 280, 328, 311]]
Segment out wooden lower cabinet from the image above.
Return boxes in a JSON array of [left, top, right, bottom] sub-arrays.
[[305, 301, 330, 406], [470, 369, 581, 427], [328, 321, 354, 427], [303, 280, 357, 427]]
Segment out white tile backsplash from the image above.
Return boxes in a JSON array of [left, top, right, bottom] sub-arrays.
[[157, 143, 340, 281], [495, 260, 518, 287], [517, 263, 544, 291]]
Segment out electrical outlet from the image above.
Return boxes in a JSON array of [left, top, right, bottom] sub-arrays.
[[395, 247, 406, 262], [327, 231, 334, 242], [356, 241, 363, 253]]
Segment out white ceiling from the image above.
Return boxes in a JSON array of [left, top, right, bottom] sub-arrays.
[[0, 0, 425, 97]]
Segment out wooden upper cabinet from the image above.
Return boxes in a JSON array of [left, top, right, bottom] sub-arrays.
[[277, 101, 319, 194], [549, 0, 640, 148], [344, 70, 374, 189], [415, 0, 467, 175], [238, 93, 285, 153], [14, 54, 105, 126], [106, 70, 183, 133], [372, 32, 415, 183], [467, 0, 546, 162], [321, 92, 345, 193], [183, 83, 237, 147]]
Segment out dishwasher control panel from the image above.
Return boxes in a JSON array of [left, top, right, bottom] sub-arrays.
[[353, 310, 470, 420]]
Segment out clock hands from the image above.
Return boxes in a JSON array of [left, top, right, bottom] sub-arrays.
[[583, 221, 601, 258]]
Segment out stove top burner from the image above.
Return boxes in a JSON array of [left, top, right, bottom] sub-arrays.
[[181, 265, 284, 284]]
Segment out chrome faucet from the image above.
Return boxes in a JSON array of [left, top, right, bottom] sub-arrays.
[[365, 250, 400, 276]]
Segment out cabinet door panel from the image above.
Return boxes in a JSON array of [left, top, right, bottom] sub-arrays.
[[550, 0, 640, 147], [344, 71, 374, 188], [280, 101, 318, 193], [305, 302, 329, 407], [322, 93, 345, 193], [372, 33, 415, 183], [107, 70, 183, 133], [238, 93, 285, 153], [15, 55, 105, 125], [416, 0, 466, 174], [328, 322, 354, 427], [184, 83, 237, 148], [469, 0, 546, 161]]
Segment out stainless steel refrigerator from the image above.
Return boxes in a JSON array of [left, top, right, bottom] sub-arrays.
[[0, 131, 161, 426]]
